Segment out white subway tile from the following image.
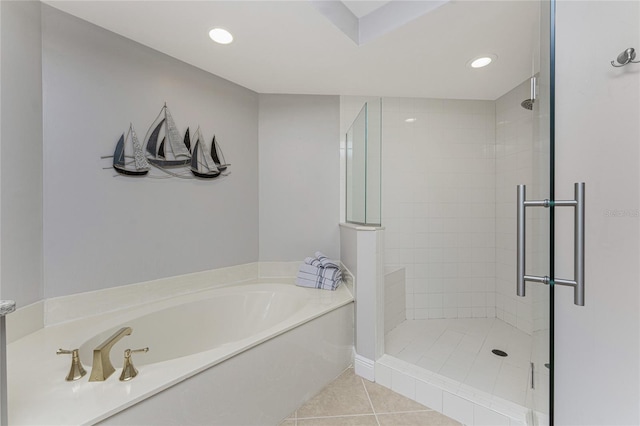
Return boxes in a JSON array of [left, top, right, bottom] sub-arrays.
[[391, 369, 416, 399], [428, 308, 444, 319], [428, 293, 444, 309], [414, 309, 429, 319], [415, 379, 443, 411], [443, 392, 474, 425], [474, 404, 510, 426], [472, 307, 487, 318], [444, 307, 458, 318], [458, 307, 472, 318], [458, 293, 472, 307]]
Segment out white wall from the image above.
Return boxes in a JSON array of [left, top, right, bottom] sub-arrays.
[[42, 6, 259, 297], [258, 94, 340, 261], [381, 98, 496, 321], [555, 1, 640, 424], [0, 1, 44, 306]]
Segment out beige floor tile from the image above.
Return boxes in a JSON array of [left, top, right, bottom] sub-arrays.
[[363, 379, 431, 413], [297, 369, 374, 418], [278, 420, 296, 426], [298, 415, 378, 425], [377, 411, 462, 426]]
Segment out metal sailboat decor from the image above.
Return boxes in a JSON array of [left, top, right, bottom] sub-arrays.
[[190, 127, 221, 179], [113, 124, 150, 176], [145, 104, 191, 168], [210, 135, 230, 172], [103, 103, 231, 180]]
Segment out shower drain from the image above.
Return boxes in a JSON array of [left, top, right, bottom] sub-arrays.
[[491, 349, 508, 357]]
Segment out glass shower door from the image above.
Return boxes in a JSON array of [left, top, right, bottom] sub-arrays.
[[522, 0, 554, 423]]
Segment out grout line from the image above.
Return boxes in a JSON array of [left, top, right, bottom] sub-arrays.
[[375, 409, 434, 415], [360, 377, 380, 426], [295, 413, 379, 420]]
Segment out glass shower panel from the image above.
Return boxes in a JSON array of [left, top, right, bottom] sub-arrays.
[[365, 99, 382, 225], [346, 104, 367, 224], [345, 100, 382, 225]]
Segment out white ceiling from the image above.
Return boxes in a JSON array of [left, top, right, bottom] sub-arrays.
[[342, 1, 391, 18], [43, 0, 540, 100]]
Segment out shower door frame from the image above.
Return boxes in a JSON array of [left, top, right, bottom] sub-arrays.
[[530, 0, 556, 422], [548, 0, 556, 422]]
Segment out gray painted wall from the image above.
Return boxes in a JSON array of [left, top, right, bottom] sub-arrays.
[[42, 6, 259, 297], [1, 6, 342, 300], [258, 95, 340, 261], [0, 1, 44, 306]]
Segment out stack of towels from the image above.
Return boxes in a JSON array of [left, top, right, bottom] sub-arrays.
[[296, 252, 342, 291]]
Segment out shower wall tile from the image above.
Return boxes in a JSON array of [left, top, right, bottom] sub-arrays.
[[384, 267, 406, 334], [382, 96, 496, 320]]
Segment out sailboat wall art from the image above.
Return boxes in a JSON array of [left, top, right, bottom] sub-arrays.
[[103, 103, 231, 180]]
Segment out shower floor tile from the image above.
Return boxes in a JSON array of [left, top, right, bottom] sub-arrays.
[[385, 318, 534, 407]]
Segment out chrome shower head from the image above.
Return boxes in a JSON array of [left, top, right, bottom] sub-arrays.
[[521, 99, 534, 110]]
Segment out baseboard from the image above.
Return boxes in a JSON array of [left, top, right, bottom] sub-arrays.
[[354, 353, 375, 381]]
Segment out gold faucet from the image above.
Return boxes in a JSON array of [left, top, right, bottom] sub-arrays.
[[56, 348, 87, 381], [119, 347, 149, 381], [89, 327, 132, 381]]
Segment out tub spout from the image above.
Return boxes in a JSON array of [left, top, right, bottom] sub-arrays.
[[89, 327, 132, 381]]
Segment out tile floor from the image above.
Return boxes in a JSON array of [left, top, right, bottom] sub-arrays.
[[385, 318, 537, 407], [280, 368, 460, 426]]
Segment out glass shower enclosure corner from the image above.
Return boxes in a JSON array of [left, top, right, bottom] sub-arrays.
[[345, 99, 382, 226]]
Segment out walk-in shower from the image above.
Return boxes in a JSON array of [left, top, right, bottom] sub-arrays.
[[340, 0, 553, 422], [341, 69, 551, 423], [382, 84, 533, 387], [378, 75, 548, 420]]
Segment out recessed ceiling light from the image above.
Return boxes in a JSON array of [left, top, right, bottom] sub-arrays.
[[405, 118, 417, 123], [209, 28, 233, 45], [467, 54, 497, 69]]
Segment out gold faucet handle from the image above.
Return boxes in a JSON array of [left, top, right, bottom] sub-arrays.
[[119, 347, 149, 381], [57, 348, 87, 381]]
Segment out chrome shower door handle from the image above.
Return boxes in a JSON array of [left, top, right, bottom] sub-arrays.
[[517, 185, 527, 298], [516, 183, 585, 306]]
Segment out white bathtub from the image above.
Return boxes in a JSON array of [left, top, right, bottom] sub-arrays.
[[8, 281, 354, 425]]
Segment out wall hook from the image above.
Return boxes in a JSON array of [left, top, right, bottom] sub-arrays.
[[611, 47, 640, 67]]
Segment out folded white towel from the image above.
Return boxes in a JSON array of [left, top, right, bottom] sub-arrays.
[[295, 276, 340, 291], [314, 251, 340, 269], [298, 264, 342, 280], [304, 256, 322, 267], [297, 271, 342, 287]]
